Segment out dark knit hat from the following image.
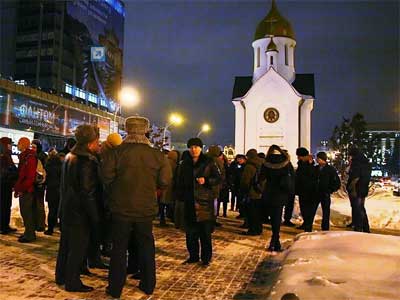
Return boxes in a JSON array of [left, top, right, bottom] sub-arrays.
[[316, 151, 328, 161], [75, 124, 99, 145], [246, 148, 258, 159], [187, 137, 203, 148], [296, 147, 309, 157], [125, 116, 150, 135]]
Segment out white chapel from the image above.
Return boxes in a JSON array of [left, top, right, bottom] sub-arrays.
[[232, 0, 315, 164]]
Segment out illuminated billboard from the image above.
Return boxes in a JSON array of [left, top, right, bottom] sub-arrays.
[[65, 0, 125, 101], [0, 88, 110, 140]]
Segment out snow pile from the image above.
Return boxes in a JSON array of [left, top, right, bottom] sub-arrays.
[[330, 189, 400, 230], [268, 231, 400, 300]]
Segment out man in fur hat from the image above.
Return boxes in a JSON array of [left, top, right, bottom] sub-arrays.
[[102, 116, 172, 298], [176, 138, 221, 266]]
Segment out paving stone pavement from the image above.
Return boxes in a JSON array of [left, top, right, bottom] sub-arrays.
[[0, 210, 300, 300]]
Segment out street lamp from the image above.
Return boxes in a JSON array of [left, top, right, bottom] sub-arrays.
[[197, 123, 211, 137], [163, 113, 183, 149], [114, 87, 140, 132]]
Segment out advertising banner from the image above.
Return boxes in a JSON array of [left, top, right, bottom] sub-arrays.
[[0, 88, 110, 140], [66, 0, 124, 101]]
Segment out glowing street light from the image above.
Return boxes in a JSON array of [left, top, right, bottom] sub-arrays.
[[114, 87, 140, 132], [119, 87, 140, 107], [197, 123, 211, 137], [168, 113, 183, 126], [163, 113, 184, 148]]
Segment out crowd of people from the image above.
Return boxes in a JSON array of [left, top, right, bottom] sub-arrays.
[[0, 114, 372, 298]]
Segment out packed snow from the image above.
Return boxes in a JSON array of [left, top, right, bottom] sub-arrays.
[[329, 188, 400, 230], [269, 231, 400, 300]]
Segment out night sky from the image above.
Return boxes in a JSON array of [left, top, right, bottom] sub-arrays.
[[122, 0, 399, 151]]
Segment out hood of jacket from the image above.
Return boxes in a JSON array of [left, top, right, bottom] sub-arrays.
[[264, 153, 289, 169]]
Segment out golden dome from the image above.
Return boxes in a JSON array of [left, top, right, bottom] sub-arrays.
[[254, 0, 295, 41]]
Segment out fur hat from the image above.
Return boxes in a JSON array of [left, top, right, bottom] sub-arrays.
[[106, 133, 123, 147], [74, 124, 99, 145], [246, 148, 258, 159], [18, 137, 31, 150], [296, 147, 309, 157], [125, 116, 150, 135], [316, 151, 328, 161], [187, 137, 203, 148]]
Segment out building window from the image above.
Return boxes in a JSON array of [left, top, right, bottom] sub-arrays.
[[285, 45, 288, 65], [270, 56, 273, 65], [257, 47, 260, 68]]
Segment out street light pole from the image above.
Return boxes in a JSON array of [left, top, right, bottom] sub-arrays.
[[162, 123, 172, 149], [197, 123, 210, 137], [162, 113, 183, 149]]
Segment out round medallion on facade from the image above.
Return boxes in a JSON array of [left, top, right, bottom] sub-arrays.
[[264, 107, 279, 123]]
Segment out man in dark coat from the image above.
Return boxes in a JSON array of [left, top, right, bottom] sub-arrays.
[[230, 154, 247, 216], [55, 124, 101, 292], [176, 138, 221, 266], [346, 147, 371, 233], [240, 149, 265, 235], [295, 147, 317, 232], [102, 116, 172, 297], [44, 149, 62, 235], [311, 152, 341, 231]]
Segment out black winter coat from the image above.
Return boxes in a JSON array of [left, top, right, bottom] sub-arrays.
[[45, 156, 62, 189], [347, 154, 371, 198], [295, 159, 317, 197], [176, 153, 221, 225], [261, 154, 294, 207], [230, 162, 245, 192], [59, 144, 101, 227], [45, 156, 62, 203], [315, 164, 340, 196]]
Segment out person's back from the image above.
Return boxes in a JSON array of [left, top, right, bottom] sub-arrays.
[[295, 157, 316, 197], [346, 147, 371, 233], [108, 142, 171, 221], [104, 116, 172, 298], [59, 145, 100, 227]]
